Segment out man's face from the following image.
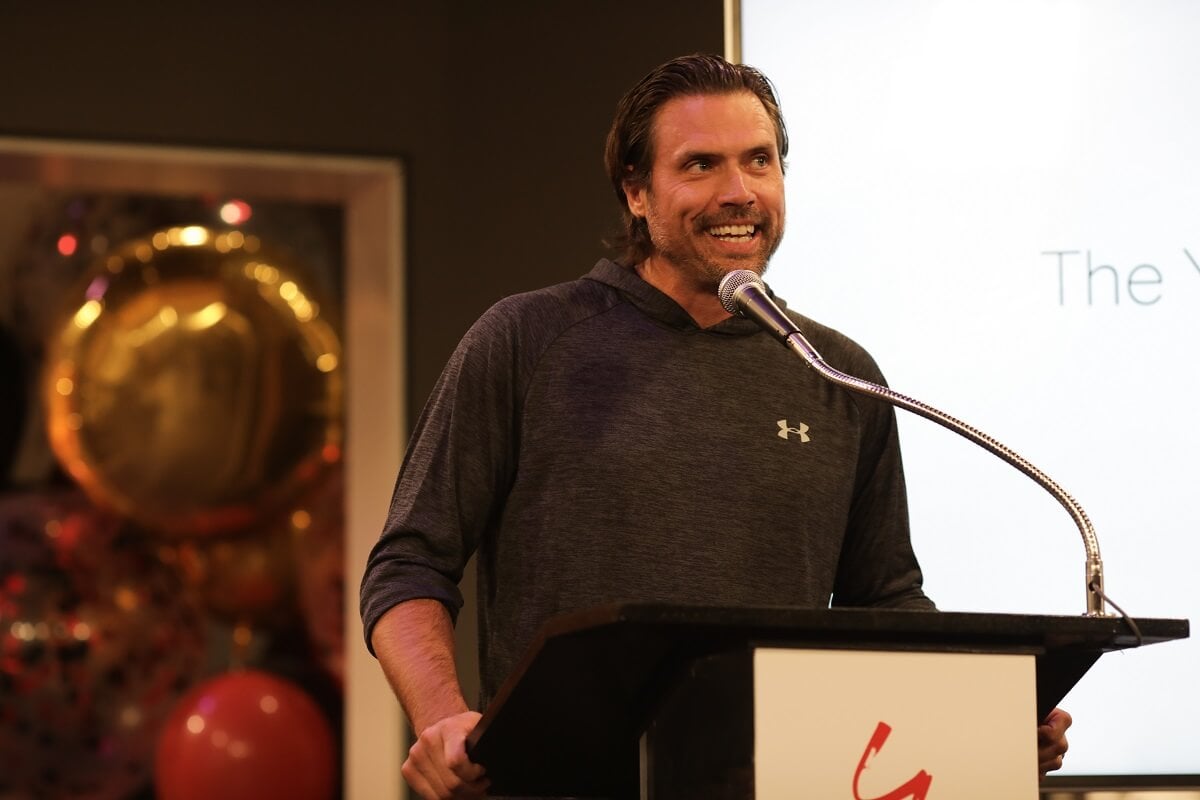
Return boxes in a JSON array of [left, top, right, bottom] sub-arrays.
[[624, 91, 786, 287]]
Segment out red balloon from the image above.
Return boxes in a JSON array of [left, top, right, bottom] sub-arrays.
[[155, 670, 336, 800]]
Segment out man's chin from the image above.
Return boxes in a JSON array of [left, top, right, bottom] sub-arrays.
[[651, 245, 774, 288], [708, 256, 768, 283]]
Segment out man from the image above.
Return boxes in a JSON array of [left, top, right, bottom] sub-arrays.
[[361, 53, 1070, 800]]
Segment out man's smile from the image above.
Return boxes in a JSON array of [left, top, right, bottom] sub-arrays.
[[706, 223, 757, 241]]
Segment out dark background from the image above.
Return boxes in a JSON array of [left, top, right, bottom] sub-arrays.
[[0, 0, 726, 714], [0, 2, 724, 413]]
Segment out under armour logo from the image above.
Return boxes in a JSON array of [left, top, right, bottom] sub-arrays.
[[777, 419, 811, 442]]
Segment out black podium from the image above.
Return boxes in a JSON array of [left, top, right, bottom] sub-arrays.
[[465, 604, 1188, 799]]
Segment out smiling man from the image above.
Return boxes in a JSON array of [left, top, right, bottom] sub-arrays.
[[623, 89, 785, 326], [360, 54, 1069, 800]]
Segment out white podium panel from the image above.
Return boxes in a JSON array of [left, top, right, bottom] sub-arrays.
[[754, 648, 1037, 799]]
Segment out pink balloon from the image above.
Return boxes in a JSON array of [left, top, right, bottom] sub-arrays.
[[155, 670, 336, 800]]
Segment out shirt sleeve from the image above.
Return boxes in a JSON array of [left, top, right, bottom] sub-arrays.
[[358, 303, 524, 654]]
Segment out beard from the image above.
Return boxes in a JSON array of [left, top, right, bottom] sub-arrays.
[[644, 203, 784, 289]]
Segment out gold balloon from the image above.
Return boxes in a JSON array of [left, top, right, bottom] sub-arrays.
[[43, 226, 342, 536]]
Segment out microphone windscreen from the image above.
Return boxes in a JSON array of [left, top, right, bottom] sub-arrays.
[[717, 270, 764, 315]]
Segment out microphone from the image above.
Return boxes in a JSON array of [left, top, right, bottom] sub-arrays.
[[717, 270, 827, 367], [716, 269, 1110, 619], [716, 269, 800, 344]]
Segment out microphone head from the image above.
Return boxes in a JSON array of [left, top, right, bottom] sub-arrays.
[[717, 269, 764, 314]]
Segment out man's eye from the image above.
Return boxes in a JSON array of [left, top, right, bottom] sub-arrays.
[[687, 159, 712, 172], [752, 154, 770, 168]]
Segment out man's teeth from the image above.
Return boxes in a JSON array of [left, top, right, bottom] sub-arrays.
[[708, 224, 756, 238]]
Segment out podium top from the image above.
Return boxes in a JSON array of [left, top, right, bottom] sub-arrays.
[[467, 603, 1187, 797]]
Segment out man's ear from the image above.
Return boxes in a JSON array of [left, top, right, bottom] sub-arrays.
[[621, 163, 648, 218], [623, 180, 647, 218]]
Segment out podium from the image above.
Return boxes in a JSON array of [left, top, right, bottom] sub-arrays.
[[465, 604, 1188, 799]]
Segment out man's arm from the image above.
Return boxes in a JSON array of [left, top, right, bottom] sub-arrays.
[[371, 599, 488, 800]]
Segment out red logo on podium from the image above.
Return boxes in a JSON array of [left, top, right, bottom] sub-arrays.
[[852, 721, 934, 800]]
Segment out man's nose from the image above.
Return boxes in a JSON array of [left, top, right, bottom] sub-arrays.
[[718, 168, 756, 206]]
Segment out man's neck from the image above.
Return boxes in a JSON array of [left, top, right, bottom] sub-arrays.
[[634, 257, 733, 329]]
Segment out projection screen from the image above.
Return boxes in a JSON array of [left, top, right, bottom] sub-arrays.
[[741, 0, 1198, 777]]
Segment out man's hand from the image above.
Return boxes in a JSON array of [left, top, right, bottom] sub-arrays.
[[401, 710, 489, 800], [1037, 707, 1072, 777]]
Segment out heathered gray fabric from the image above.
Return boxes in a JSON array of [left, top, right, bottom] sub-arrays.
[[360, 259, 933, 706]]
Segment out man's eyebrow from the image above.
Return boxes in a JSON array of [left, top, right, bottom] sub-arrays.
[[674, 143, 777, 163], [675, 149, 720, 164]]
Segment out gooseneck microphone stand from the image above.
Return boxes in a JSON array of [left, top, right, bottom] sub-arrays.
[[718, 269, 1113, 619]]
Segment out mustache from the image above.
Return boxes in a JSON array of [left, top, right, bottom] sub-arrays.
[[693, 206, 769, 231]]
